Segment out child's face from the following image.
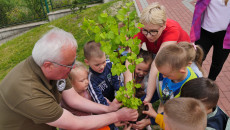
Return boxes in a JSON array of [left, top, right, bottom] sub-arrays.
[[157, 64, 184, 81], [85, 55, 106, 73], [135, 62, 151, 78], [72, 69, 89, 93]]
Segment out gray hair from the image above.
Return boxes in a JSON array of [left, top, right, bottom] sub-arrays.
[[32, 28, 78, 66]]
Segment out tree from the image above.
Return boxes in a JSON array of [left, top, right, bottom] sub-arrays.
[[81, 1, 144, 109]]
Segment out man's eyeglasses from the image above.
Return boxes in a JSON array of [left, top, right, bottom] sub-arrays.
[[142, 29, 159, 36], [51, 58, 76, 69]]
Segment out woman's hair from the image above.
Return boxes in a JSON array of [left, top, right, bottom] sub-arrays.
[[178, 42, 204, 75], [164, 98, 207, 130], [181, 77, 219, 110], [140, 2, 166, 26], [155, 44, 189, 70], [32, 27, 77, 66], [69, 61, 88, 82], [137, 49, 154, 64], [84, 41, 104, 60]]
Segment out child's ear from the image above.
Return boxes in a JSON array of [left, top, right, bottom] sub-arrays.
[[188, 61, 192, 66], [84, 59, 89, 65], [179, 67, 187, 73]]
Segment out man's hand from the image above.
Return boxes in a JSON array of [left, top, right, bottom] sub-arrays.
[[132, 118, 151, 130], [142, 103, 157, 118], [116, 107, 138, 122], [108, 99, 122, 112]]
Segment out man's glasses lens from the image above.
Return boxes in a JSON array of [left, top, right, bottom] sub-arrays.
[[51, 57, 76, 69]]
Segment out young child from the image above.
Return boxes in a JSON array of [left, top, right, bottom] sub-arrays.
[[164, 98, 207, 130], [135, 49, 154, 98], [178, 42, 204, 77], [133, 44, 198, 129], [142, 97, 207, 130], [83, 41, 121, 105], [181, 77, 230, 130], [143, 77, 230, 130], [154, 44, 197, 105], [60, 61, 92, 116], [60, 61, 110, 130], [84, 41, 122, 130]]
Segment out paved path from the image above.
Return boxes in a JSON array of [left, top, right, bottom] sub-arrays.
[[133, 0, 230, 116]]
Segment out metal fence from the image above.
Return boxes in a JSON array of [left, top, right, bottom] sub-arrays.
[[49, 0, 102, 10], [0, 0, 103, 29], [0, 0, 47, 29]]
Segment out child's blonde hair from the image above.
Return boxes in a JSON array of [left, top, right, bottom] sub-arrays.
[[83, 41, 104, 60], [164, 98, 207, 130], [178, 42, 204, 75], [69, 61, 88, 82], [155, 44, 189, 70], [140, 2, 166, 26]]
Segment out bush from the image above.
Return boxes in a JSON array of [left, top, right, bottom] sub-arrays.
[[25, 0, 46, 19], [0, 0, 14, 27]]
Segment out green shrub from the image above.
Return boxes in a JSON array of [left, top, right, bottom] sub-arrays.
[[0, 0, 14, 27], [25, 0, 45, 19]]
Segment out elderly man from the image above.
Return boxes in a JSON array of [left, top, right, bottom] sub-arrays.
[[0, 28, 138, 130]]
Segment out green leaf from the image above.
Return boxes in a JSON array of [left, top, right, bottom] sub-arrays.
[[132, 46, 140, 55], [101, 13, 108, 17], [95, 34, 101, 43], [129, 11, 136, 21], [100, 32, 106, 39], [135, 83, 141, 88], [107, 31, 115, 39], [92, 26, 100, 34], [137, 23, 144, 28], [133, 37, 141, 46], [114, 35, 121, 44], [98, 14, 107, 24], [134, 27, 141, 36], [81, 18, 89, 30], [135, 58, 143, 65], [116, 14, 125, 21], [118, 8, 127, 16], [111, 24, 119, 35], [126, 2, 133, 8], [128, 64, 135, 73]]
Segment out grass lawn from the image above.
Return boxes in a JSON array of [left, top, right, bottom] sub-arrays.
[[0, 0, 132, 81]]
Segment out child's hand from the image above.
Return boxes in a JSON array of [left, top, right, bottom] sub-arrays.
[[132, 119, 151, 130], [143, 96, 151, 103], [123, 123, 132, 130], [108, 99, 122, 112], [115, 121, 128, 127], [105, 97, 111, 105], [142, 103, 157, 118]]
